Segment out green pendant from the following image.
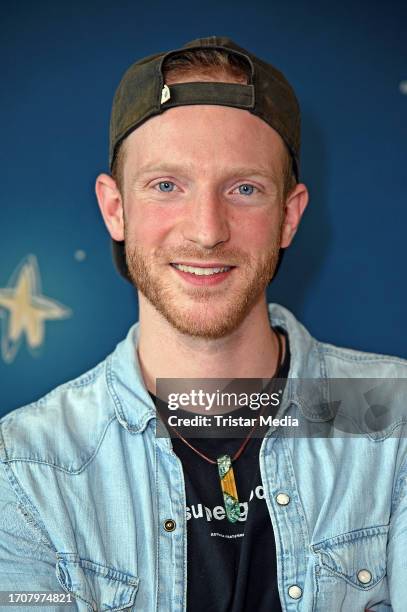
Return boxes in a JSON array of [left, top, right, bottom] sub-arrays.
[[217, 454, 241, 523]]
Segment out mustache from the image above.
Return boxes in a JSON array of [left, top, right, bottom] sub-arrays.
[[154, 245, 250, 265], [149, 245, 252, 266]]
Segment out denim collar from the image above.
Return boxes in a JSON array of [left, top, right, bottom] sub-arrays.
[[106, 303, 335, 435]]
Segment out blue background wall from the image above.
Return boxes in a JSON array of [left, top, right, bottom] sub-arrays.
[[1, 0, 406, 416]]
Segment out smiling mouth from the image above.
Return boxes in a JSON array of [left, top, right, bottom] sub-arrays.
[[171, 263, 234, 276]]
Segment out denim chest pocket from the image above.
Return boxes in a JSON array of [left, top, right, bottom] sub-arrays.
[[56, 553, 139, 612], [311, 525, 390, 611]]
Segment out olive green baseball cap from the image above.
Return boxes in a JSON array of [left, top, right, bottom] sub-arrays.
[[109, 36, 301, 282]]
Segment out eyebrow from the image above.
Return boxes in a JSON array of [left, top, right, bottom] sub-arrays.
[[132, 163, 192, 179], [223, 166, 279, 182]]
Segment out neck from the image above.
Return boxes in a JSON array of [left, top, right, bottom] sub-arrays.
[[136, 294, 285, 395]]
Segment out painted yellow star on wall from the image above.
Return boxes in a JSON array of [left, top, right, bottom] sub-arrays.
[[0, 255, 71, 363]]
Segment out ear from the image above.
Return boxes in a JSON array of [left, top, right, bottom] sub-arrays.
[[280, 183, 309, 248], [95, 173, 124, 241]]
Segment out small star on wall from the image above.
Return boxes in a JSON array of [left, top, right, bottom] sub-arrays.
[[0, 255, 72, 363]]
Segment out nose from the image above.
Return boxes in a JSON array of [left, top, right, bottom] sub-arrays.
[[181, 188, 230, 249]]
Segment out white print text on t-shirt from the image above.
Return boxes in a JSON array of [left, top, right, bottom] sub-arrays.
[[186, 485, 265, 522]]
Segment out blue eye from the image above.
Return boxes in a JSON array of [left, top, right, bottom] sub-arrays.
[[238, 184, 255, 195], [157, 181, 176, 192]]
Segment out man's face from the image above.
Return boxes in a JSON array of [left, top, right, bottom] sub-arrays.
[[120, 105, 289, 339]]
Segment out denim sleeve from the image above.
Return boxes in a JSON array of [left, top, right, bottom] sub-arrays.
[[388, 450, 407, 611], [0, 462, 77, 610]]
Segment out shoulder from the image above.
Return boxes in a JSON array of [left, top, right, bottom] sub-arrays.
[[0, 358, 117, 473], [318, 340, 407, 378]]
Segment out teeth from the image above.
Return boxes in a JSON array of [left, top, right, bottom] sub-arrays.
[[173, 264, 231, 276]]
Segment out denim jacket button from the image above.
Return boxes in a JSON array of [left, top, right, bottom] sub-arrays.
[[276, 492, 290, 506], [164, 519, 176, 532], [357, 569, 372, 584], [288, 585, 302, 599]]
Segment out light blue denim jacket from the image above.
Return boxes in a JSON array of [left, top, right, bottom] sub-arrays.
[[1, 303, 407, 612]]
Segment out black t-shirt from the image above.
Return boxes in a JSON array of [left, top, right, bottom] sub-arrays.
[[151, 328, 290, 612]]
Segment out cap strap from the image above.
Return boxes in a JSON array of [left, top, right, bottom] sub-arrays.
[[160, 81, 255, 109]]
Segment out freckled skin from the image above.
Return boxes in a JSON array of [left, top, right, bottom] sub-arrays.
[[120, 105, 292, 339]]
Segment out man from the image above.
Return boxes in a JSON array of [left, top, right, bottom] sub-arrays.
[[0, 36, 406, 612]]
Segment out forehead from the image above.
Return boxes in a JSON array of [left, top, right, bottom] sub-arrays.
[[123, 104, 287, 175]]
